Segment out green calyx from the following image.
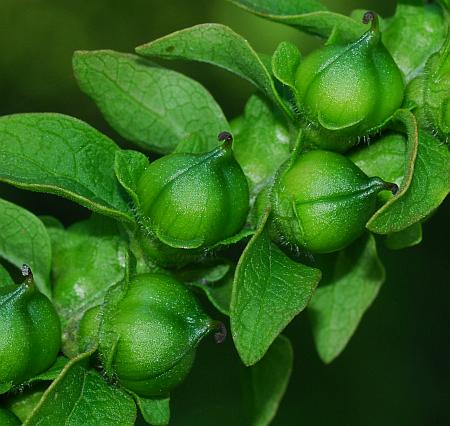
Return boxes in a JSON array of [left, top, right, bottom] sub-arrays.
[[99, 273, 222, 397], [135, 228, 204, 269], [0, 265, 61, 387], [136, 132, 249, 249], [77, 305, 102, 353], [271, 150, 398, 254], [295, 11, 404, 147]]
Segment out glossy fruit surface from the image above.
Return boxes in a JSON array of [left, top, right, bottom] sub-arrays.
[[0, 266, 61, 386], [101, 273, 216, 397], [271, 150, 397, 253], [295, 12, 404, 141], [137, 132, 249, 249]]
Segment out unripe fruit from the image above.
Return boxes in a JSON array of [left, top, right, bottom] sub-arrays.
[[137, 132, 249, 249], [295, 11, 404, 143], [271, 150, 398, 253], [100, 273, 221, 397], [0, 266, 61, 386]]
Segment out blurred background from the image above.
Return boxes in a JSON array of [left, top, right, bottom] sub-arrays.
[[0, 1, 448, 425]]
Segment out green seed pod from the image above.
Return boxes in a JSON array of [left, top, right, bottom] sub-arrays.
[[136, 132, 249, 249], [100, 273, 223, 397], [0, 408, 21, 426], [0, 266, 61, 386], [295, 11, 404, 147], [271, 150, 398, 253]]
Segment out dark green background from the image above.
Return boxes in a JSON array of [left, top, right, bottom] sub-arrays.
[[0, 1, 448, 425]]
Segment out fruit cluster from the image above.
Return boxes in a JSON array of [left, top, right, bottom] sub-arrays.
[[1, 3, 449, 425]]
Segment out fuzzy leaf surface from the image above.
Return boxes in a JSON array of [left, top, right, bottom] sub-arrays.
[[136, 24, 290, 116], [0, 114, 133, 223], [192, 266, 235, 316], [114, 149, 149, 208], [24, 352, 136, 426], [271, 41, 301, 91], [383, 3, 446, 81], [385, 222, 422, 250], [0, 263, 14, 287], [231, 216, 321, 365], [242, 335, 293, 426], [227, 0, 365, 42], [367, 130, 450, 233], [133, 394, 170, 426], [232, 94, 290, 199], [0, 198, 51, 297], [48, 215, 128, 355], [309, 234, 385, 363], [73, 51, 228, 154]]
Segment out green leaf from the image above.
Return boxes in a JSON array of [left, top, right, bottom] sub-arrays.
[[177, 261, 231, 284], [0, 198, 51, 297], [227, 0, 365, 42], [132, 394, 170, 426], [0, 382, 12, 395], [114, 149, 149, 208], [385, 222, 422, 250], [232, 94, 290, 199], [308, 234, 385, 363], [0, 114, 134, 223], [97, 274, 131, 377], [24, 352, 136, 426], [419, 30, 450, 141], [73, 50, 228, 154], [28, 357, 69, 383], [350, 132, 427, 246], [191, 265, 235, 316], [367, 129, 450, 234], [231, 214, 321, 365], [356, 110, 418, 232], [383, 3, 446, 81], [204, 276, 234, 317], [7, 388, 46, 423], [242, 334, 293, 426], [229, 0, 326, 15], [271, 41, 301, 91], [440, 0, 450, 11], [38, 215, 64, 230], [350, 132, 406, 195], [136, 24, 290, 117], [48, 215, 128, 355], [212, 228, 255, 249], [0, 263, 14, 287]]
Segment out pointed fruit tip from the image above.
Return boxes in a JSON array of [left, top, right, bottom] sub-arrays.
[[218, 131, 233, 150], [213, 322, 227, 344], [384, 182, 399, 195], [362, 11, 376, 25], [21, 264, 32, 279]]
